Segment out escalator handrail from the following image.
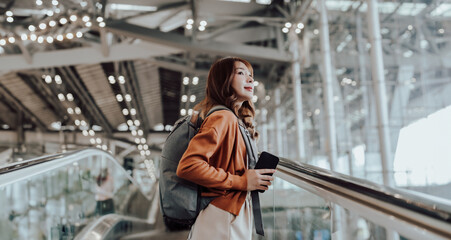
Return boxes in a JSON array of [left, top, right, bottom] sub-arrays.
[[278, 157, 451, 224], [0, 148, 151, 200]]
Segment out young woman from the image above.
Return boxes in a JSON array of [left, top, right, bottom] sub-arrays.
[[176, 57, 275, 239]]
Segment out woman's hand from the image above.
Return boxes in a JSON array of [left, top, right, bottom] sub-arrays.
[[246, 169, 276, 191]]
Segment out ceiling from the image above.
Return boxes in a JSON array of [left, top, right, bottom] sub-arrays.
[[0, 0, 450, 153]]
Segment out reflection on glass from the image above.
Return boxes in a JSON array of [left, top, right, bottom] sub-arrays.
[[0, 151, 153, 240], [258, 177, 408, 240]]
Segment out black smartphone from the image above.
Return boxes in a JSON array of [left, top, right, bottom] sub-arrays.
[[254, 151, 279, 193]]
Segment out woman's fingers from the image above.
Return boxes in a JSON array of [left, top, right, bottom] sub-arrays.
[[256, 169, 276, 175]]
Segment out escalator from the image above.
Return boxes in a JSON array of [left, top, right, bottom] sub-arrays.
[[1, 149, 450, 239]]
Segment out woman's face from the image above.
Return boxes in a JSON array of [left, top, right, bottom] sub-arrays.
[[231, 61, 254, 103]]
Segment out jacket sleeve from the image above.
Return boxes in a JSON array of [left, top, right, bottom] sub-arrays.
[[176, 114, 248, 191]]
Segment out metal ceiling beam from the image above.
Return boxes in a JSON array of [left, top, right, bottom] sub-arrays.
[[105, 20, 291, 63], [0, 42, 179, 72]]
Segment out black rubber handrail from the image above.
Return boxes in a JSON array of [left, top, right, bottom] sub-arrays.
[[278, 157, 451, 224]]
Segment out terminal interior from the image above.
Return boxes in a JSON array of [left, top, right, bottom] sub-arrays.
[[0, 0, 450, 239]]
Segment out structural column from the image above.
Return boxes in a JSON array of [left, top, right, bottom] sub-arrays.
[[288, 30, 306, 162], [259, 108, 269, 152], [367, 0, 394, 187], [318, 0, 338, 171], [274, 88, 284, 156]]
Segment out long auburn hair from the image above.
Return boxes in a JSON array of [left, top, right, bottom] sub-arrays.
[[194, 57, 259, 139]]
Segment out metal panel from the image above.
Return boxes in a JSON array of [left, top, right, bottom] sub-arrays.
[[75, 64, 124, 129], [0, 72, 58, 127], [133, 60, 163, 128]]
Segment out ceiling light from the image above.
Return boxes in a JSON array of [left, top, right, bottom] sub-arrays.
[[46, 36, 54, 43], [131, 130, 137, 136], [55, 75, 62, 84], [28, 25, 36, 32], [96, 138, 101, 144], [67, 108, 74, 114], [180, 109, 186, 116], [295, 28, 301, 34], [6, 11, 13, 17], [6, 17, 13, 23], [52, 0, 58, 6], [8, 37, 15, 44], [85, 22, 92, 27], [146, 150, 151, 156], [76, 32, 83, 38], [122, 109, 129, 115], [252, 95, 258, 103], [82, 16, 90, 22], [56, 34, 64, 41], [188, 109, 193, 115], [438, 28, 445, 34], [134, 138, 140, 144], [134, 120, 140, 126], [313, 29, 319, 35], [36, 0, 42, 6], [140, 138, 146, 144], [200, 20, 207, 26], [0, 39, 5, 46], [125, 94, 131, 102], [37, 36, 44, 43], [130, 108, 136, 115], [285, 22, 292, 28], [102, 145, 107, 151], [190, 95, 196, 102], [81, 120, 87, 126], [183, 77, 189, 85], [99, 22, 106, 28], [110, 3, 157, 12], [143, 144, 148, 150], [116, 94, 123, 102], [21, 34, 27, 41], [138, 145, 143, 150], [45, 75, 52, 83], [282, 27, 289, 33], [48, 20, 56, 27], [59, 17, 68, 25], [181, 95, 187, 102], [75, 119, 80, 126], [118, 75, 125, 84], [47, 10, 54, 16], [58, 93, 65, 101], [108, 75, 116, 84], [39, 23, 47, 30], [297, 23, 304, 29], [187, 19, 194, 25], [66, 33, 74, 39], [75, 107, 81, 114], [192, 76, 199, 85], [67, 93, 74, 101], [89, 129, 95, 136], [127, 120, 134, 126], [186, 24, 193, 30], [82, 130, 88, 136], [138, 129, 143, 136], [90, 138, 95, 144], [30, 34, 37, 41], [198, 25, 205, 31], [80, 1, 87, 7], [96, 17, 104, 22]]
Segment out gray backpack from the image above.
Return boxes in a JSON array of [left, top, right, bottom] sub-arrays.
[[159, 106, 255, 231]]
